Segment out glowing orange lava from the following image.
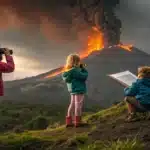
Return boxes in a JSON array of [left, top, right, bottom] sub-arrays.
[[117, 44, 133, 51], [80, 27, 104, 58], [45, 67, 65, 79], [44, 27, 104, 79], [44, 27, 133, 79]]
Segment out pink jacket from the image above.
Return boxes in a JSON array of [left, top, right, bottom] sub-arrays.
[[0, 55, 15, 96]]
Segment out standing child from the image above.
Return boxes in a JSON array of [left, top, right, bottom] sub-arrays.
[[124, 66, 150, 122], [62, 54, 88, 127]]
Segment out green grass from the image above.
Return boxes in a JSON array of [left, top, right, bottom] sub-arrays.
[[0, 101, 67, 132], [0, 103, 126, 144], [64, 133, 89, 148], [0, 102, 147, 150], [72, 133, 89, 144], [0, 132, 52, 150], [0, 100, 102, 133], [0, 131, 89, 150], [79, 139, 144, 150], [84, 102, 126, 123]]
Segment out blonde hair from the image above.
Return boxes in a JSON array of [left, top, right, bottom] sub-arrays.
[[65, 54, 81, 70], [138, 66, 150, 78]]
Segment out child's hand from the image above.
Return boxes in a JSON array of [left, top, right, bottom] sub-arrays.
[[138, 74, 142, 79], [80, 64, 86, 68]]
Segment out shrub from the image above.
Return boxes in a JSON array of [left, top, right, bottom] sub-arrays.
[[25, 116, 49, 130], [12, 125, 24, 133]]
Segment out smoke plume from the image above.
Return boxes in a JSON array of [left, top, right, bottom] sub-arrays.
[[1, 0, 150, 80], [0, 0, 93, 80]]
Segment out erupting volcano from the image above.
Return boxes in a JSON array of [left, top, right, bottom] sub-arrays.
[[1, 0, 150, 109], [4, 44, 150, 107], [44, 27, 133, 79]]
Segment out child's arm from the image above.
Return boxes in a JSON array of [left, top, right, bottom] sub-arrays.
[[124, 82, 138, 96], [73, 68, 88, 81], [0, 55, 15, 73], [62, 71, 72, 83]]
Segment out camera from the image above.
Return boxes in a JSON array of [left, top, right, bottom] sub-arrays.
[[0, 48, 13, 55], [80, 63, 86, 68]]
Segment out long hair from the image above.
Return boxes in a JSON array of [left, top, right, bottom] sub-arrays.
[[138, 66, 150, 78], [65, 54, 81, 70]]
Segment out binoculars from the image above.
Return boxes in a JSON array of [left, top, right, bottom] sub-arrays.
[[0, 48, 13, 55]]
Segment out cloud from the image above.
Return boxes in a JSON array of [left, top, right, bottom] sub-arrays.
[[0, 0, 91, 80]]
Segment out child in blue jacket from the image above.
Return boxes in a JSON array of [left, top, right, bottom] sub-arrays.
[[124, 66, 150, 122], [62, 54, 88, 127]]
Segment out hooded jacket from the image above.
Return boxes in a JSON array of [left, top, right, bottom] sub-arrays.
[[62, 67, 88, 94], [124, 78, 150, 105]]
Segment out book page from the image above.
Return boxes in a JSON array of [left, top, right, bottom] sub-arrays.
[[109, 71, 137, 86]]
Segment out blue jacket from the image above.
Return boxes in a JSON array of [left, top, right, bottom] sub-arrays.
[[62, 67, 88, 94], [124, 78, 150, 105]]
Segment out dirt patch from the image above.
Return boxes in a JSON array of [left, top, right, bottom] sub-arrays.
[[88, 117, 150, 149]]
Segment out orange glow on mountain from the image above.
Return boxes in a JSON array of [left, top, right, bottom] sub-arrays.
[[44, 67, 65, 79], [44, 27, 133, 79], [118, 44, 133, 51], [44, 27, 104, 79]]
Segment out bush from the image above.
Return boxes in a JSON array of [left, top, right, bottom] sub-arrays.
[[12, 125, 24, 133], [25, 116, 49, 130]]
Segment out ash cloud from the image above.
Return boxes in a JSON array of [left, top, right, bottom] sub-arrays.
[[0, 0, 89, 40], [0, 0, 91, 80], [1, 0, 150, 80]]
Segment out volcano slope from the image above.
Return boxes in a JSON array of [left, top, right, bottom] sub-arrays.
[[0, 102, 150, 150], [2, 46, 150, 107]]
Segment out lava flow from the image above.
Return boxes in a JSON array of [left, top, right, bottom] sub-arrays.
[[44, 27, 104, 79], [79, 26, 104, 58], [44, 27, 133, 79], [117, 44, 133, 51]]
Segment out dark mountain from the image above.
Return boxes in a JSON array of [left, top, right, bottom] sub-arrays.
[[2, 46, 150, 107]]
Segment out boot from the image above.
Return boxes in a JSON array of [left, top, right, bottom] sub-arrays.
[[66, 116, 73, 128], [74, 116, 81, 127], [74, 116, 88, 127]]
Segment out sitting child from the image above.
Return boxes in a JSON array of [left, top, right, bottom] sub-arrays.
[[124, 66, 150, 122]]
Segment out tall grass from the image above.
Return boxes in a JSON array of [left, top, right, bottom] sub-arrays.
[[79, 139, 144, 150]]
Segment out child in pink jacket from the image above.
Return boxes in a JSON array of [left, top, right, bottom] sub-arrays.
[[0, 48, 15, 96]]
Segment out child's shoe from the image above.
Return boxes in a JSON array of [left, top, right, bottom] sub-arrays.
[[125, 113, 139, 122], [74, 116, 81, 127], [66, 116, 73, 128], [74, 116, 88, 127]]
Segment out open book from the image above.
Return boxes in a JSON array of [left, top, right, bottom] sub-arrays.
[[108, 70, 137, 87]]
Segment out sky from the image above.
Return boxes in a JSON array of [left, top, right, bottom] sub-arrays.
[[117, 0, 150, 52], [0, 0, 150, 81]]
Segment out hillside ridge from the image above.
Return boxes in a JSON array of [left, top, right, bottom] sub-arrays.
[[2, 46, 150, 108], [0, 102, 149, 150]]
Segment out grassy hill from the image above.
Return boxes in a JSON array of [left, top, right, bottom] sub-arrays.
[[0, 101, 100, 132], [0, 101, 67, 133], [0, 101, 149, 150]]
